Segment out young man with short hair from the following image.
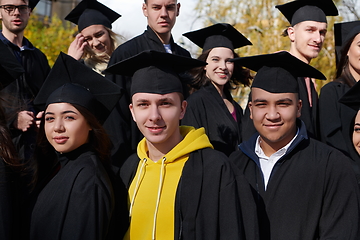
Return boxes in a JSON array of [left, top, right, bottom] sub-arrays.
[[0, 0, 50, 160], [230, 51, 360, 240], [105, 50, 249, 240], [105, 0, 191, 166]]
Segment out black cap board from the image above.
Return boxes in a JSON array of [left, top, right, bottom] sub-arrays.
[[65, 0, 121, 32], [183, 23, 252, 52], [0, 41, 24, 90], [104, 50, 207, 96], [29, 0, 40, 9], [334, 21, 360, 63], [275, 0, 338, 26], [339, 80, 360, 111], [230, 51, 326, 93], [34, 52, 121, 123]]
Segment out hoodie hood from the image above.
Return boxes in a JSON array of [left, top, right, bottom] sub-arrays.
[[137, 125, 213, 163]]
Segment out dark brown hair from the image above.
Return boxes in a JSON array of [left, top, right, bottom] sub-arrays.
[[189, 48, 252, 93], [335, 32, 360, 87]]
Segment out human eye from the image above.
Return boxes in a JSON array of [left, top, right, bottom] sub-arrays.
[[94, 31, 104, 38], [160, 101, 172, 107], [64, 114, 76, 120], [137, 102, 149, 108], [152, 5, 161, 10], [19, 5, 28, 11], [4, 5, 15, 11], [254, 102, 266, 107], [211, 57, 219, 62], [45, 116, 54, 122], [166, 4, 176, 11], [354, 126, 360, 133]]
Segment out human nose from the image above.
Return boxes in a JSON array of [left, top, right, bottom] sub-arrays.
[[149, 105, 161, 122], [266, 106, 280, 120], [160, 6, 169, 17], [219, 60, 227, 70], [313, 31, 322, 43], [54, 119, 65, 132]]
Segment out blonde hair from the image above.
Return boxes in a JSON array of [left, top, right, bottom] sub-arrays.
[[83, 27, 123, 75]]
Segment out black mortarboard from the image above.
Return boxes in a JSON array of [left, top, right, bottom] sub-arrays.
[[230, 51, 326, 93], [183, 23, 252, 52], [0, 41, 24, 90], [276, 0, 338, 26], [34, 52, 121, 123], [104, 50, 206, 96], [65, 0, 121, 32], [334, 21, 360, 63], [339, 80, 360, 111], [29, 0, 40, 9]]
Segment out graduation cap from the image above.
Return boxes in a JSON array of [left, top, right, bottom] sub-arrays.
[[230, 51, 326, 93], [65, 0, 121, 32], [334, 21, 360, 63], [104, 50, 206, 96], [29, 0, 40, 9], [34, 52, 121, 123], [0, 41, 24, 90], [183, 23, 252, 52], [275, 0, 338, 26], [339, 80, 360, 111]]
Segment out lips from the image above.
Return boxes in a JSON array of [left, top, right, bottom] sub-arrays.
[[147, 126, 166, 134], [12, 19, 22, 25], [53, 136, 69, 144]]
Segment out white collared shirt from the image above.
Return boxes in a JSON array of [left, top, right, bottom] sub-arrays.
[[255, 129, 299, 190], [163, 44, 172, 54]]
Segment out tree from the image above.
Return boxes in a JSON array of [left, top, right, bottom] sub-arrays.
[[24, 14, 78, 67], [190, 0, 345, 104]]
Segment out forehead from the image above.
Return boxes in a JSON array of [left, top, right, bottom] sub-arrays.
[[208, 47, 234, 58], [81, 24, 107, 36], [146, 0, 177, 5], [351, 33, 360, 45], [295, 20, 327, 30], [0, 0, 28, 4], [132, 92, 181, 102], [46, 102, 77, 112], [251, 87, 298, 101]]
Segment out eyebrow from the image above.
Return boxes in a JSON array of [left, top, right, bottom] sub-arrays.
[[45, 110, 78, 115], [252, 98, 293, 103]]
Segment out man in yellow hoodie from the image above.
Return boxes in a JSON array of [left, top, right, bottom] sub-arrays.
[[105, 50, 252, 239]]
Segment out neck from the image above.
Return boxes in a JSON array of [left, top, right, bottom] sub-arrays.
[[154, 30, 171, 44], [289, 47, 311, 64], [2, 27, 24, 47], [259, 129, 296, 157], [146, 131, 183, 162], [349, 65, 360, 82], [211, 81, 225, 97]]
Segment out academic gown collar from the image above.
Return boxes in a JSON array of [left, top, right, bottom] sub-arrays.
[[55, 144, 93, 168], [145, 25, 176, 51], [239, 119, 308, 167]]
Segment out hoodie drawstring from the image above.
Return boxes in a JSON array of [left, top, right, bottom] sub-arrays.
[[129, 158, 147, 217], [152, 157, 166, 240]]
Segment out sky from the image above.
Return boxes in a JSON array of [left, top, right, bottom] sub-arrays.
[[97, 0, 203, 54]]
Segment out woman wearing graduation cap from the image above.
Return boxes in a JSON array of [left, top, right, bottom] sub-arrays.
[[319, 21, 360, 162], [339, 80, 360, 186], [181, 23, 252, 156], [65, 0, 121, 75], [29, 52, 128, 240]]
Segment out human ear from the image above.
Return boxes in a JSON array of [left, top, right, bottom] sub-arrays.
[[179, 100, 187, 120], [129, 104, 137, 122]]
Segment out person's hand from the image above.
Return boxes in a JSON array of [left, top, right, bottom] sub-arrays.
[[35, 111, 44, 129], [14, 111, 34, 132], [67, 33, 88, 60]]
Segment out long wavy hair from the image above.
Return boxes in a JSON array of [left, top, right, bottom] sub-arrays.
[[189, 48, 252, 94], [335, 32, 360, 87]]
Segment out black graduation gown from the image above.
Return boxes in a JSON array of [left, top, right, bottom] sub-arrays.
[[319, 80, 360, 184], [120, 148, 252, 240], [297, 77, 319, 139], [0, 37, 50, 161], [241, 77, 319, 141], [181, 84, 242, 156], [0, 158, 21, 240], [230, 120, 360, 240], [30, 145, 122, 240], [104, 26, 191, 167]]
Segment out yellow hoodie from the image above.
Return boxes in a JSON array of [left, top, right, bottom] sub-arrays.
[[124, 126, 212, 240]]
